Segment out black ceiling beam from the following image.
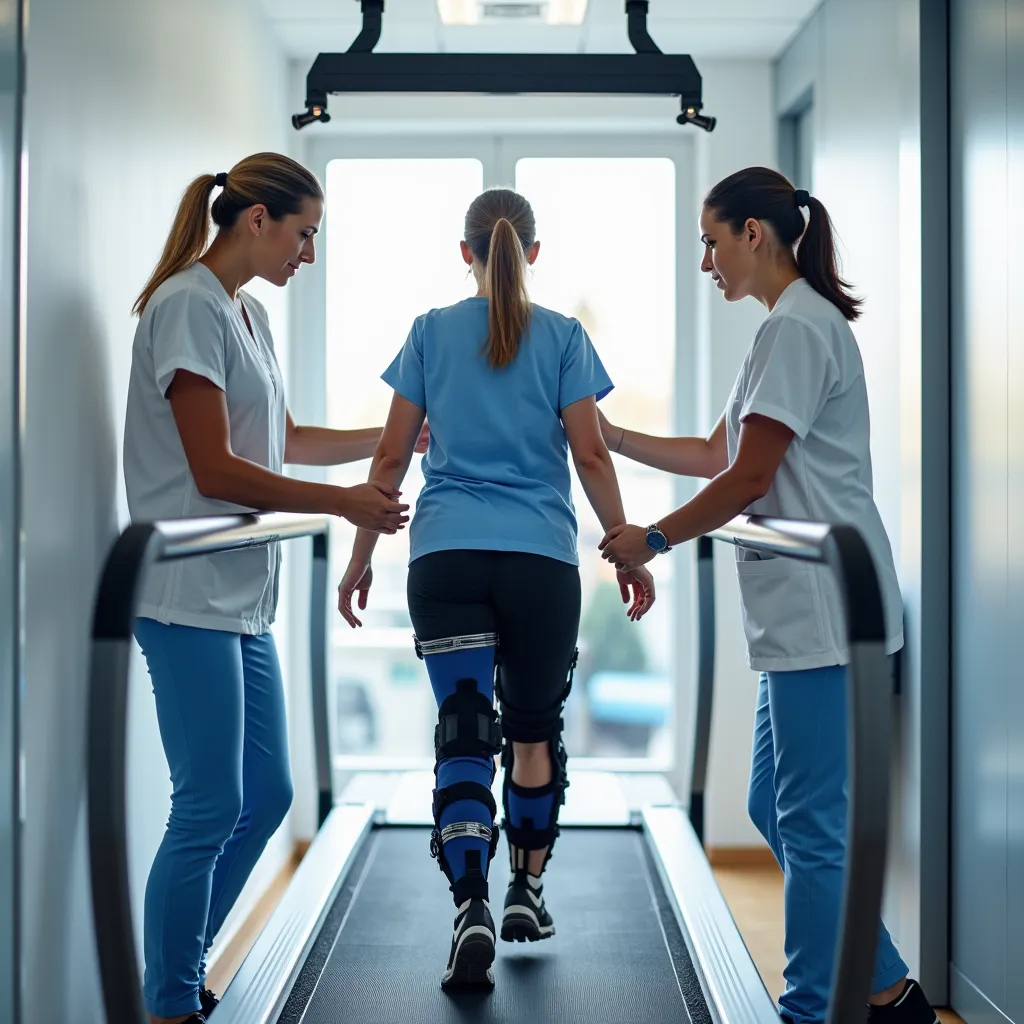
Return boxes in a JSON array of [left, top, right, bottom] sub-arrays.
[[292, 0, 716, 132]]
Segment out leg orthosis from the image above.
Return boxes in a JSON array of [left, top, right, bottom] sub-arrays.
[[498, 648, 577, 874], [415, 633, 502, 904]]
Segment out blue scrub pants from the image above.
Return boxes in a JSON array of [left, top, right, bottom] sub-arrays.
[[747, 665, 908, 1024], [134, 618, 293, 1019]]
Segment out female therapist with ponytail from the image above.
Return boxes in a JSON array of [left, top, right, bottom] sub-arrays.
[[598, 168, 939, 1024], [124, 153, 418, 1024]]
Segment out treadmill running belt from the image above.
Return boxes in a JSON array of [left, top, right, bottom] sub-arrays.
[[280, 827, 711, 1024]]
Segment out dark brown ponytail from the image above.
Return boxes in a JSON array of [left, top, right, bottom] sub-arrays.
[[704, 166, 862, 321], [464, 188, 536, 368]]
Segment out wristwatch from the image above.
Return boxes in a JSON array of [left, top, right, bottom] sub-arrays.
[[645, 524, 672, 554]]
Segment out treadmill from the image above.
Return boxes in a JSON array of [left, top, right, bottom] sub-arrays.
[[88, 510, 893, 1024]]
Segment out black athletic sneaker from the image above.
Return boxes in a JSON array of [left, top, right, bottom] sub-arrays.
[[441, 897, 496, 989], [199, 986, 219, 1018], [867, 980, 940, 1024], [500, 870, 555, 943]]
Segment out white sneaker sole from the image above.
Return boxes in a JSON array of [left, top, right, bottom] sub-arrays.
[[500, 903, 556, 943], [441, 925, 495, 989]]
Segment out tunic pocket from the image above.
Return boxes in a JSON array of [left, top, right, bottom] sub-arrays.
[[734, 556, 828, 663]]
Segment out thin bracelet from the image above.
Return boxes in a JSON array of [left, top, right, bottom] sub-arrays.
[[615, 427, 626, 453]]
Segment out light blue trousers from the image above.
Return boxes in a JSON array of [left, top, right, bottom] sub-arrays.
[[134, 618, 293, 1019], [747, 665, 908, 1024]]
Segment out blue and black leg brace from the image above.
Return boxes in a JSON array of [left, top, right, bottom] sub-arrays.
[[498, 649, 577, 875], [415, 632, 502, 906]]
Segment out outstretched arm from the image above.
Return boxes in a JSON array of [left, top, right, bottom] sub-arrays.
[[285, 410, 429, 465], [600, 409, 728, 480], [600, 414, 793, 571]]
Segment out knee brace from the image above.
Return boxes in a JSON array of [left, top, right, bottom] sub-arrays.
[[498, 649, 576, 875], [416, 633, 502, 904]]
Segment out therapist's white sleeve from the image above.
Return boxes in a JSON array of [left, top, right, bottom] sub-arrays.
[[150, 285, 229, 397], [739, 315, 839, 440]]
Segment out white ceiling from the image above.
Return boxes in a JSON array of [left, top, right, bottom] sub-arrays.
[[262, 0, 822, 62]]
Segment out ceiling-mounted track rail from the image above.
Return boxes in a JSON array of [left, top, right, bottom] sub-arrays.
[[291, 0, 716, 132]]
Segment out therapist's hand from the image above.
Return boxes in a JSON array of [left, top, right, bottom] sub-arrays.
[[340, 481, 410, 533], [338, 561, 373, 628], [600, 524, 656, 572], [617, 567, 656, 621]]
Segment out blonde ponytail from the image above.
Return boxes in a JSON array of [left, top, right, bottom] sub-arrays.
[[133, 175, 216, 316], [133, 152, 324, 316]]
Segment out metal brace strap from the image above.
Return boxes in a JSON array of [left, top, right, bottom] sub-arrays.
[[440, 822, 494, 844], [414, 632, 499, 659]]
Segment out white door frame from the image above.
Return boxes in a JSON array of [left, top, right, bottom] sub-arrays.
[[0, 2, 25, 1021], [289, 133, 697, 797]]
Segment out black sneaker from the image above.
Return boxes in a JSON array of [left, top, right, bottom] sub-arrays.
[[867, 980, 940, 1024], [500, 870, 555, 943], [199, 986, 219, 1018], [441, 897, 496, 989]]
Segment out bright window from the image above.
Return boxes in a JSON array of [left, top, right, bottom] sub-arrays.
[[323, 154, 677, 767], [515, 157, 677, 762], [325, 158, 483, 763]]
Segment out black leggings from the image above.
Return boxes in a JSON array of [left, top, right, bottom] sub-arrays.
[[407, 550, 582, 741]]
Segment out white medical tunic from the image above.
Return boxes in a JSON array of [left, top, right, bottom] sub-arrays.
[[123, 262, 287, 634], [725, 278, 904, 672]]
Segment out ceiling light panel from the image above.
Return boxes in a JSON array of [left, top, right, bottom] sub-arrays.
[[437, 0, 588, 27]]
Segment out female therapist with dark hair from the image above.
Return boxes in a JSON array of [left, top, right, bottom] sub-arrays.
[[598, 167, 939, 1024], [124, 152, 421, 1024]]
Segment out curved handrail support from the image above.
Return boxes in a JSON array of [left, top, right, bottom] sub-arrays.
[[822, 527, 892, 1024], [87, 512, 331, 1024], [310, 533, 332, 827], [698, 515, 892, 1024], [690, 536, 716, 842], [88, 525, 165, 1022]]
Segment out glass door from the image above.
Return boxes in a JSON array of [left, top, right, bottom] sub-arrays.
[[511, 151, 679, 765], [323, 153, 486, 766], [309, 134, 692, 782]]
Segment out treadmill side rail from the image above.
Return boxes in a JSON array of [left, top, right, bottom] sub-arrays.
[[642, 805, 779, 1024], [212, 803, 375, 1024]]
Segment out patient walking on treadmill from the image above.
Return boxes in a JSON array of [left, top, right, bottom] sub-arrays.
[[337, 187, 656, 989]]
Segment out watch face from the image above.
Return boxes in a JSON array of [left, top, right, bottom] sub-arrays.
[[647, 530, 667, 552]]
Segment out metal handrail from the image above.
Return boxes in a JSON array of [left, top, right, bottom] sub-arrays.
[[87, 512, 331, 1024], [689, 514, 892, 1024]]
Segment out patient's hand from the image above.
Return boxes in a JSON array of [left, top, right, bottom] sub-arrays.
[[338, 561, 373, 628], [617, 566, 656, 621]]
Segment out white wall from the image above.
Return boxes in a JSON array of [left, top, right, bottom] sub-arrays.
[[775, 0, 949, 995], [692, 61, 779, 849], [21, 1, 296, 1018]]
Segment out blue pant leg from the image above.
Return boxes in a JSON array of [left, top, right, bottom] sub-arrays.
[[747, 672, 785, 869], [200, 631, 293, 982], [134, 619, 245, 1019], [769, 665, 908, 1024]]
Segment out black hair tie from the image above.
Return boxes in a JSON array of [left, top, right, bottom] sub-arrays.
[[794, 188, 810, 208], [214, 172, 228, 188]]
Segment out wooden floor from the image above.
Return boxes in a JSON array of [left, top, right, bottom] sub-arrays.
[[713, 858, 789, 1001], [209, 842, 962, 1024], [712, 854, 963, 1024]]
